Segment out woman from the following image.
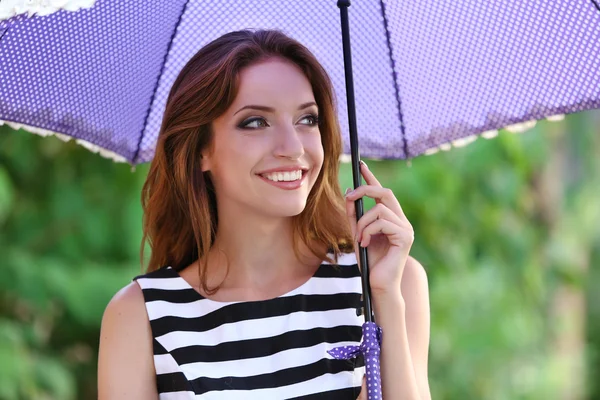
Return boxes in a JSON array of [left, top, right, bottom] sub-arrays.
[[98, 30, 431, 400]]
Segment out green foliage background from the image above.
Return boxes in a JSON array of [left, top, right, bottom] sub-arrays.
[[0, 111, 598, 399]]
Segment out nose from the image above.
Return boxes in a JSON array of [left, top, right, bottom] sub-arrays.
[[274, 123, 304, 160]]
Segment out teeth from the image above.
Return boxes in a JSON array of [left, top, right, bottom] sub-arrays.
[[262, 170, 303, 182]]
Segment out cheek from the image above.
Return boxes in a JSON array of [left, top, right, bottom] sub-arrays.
[[217, 138, 264, 184], [215, 133, 253, 164], [211, 138, 248, 184], [306, 133, 325, 164]]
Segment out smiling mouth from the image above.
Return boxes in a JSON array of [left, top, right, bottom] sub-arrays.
[[258, 170, 308, 182]]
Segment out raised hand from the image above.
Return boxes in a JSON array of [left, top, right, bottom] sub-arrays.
[[344, 160, 414, 296]]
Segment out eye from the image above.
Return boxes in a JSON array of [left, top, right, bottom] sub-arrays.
[[239, 117, 269, 130], [298, 114, 319, 126]]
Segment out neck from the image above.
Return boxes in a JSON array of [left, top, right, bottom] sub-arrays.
[[204, 202, 323, 291]]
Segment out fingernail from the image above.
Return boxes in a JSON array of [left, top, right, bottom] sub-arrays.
[[344, 187, 354, 197], [360, 159, 368, 169]]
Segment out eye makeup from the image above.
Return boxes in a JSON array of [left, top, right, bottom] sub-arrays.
[[237, 116, 269, 130], [298, 114, 320, 126], [235, 112, 319, 130]]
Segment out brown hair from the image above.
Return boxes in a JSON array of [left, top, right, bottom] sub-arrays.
[[141, 30, 354, 295]]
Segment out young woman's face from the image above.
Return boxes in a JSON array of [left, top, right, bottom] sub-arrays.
[[204, 58, 324, 218]]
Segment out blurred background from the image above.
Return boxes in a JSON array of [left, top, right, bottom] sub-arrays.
[[0, 110, 598, 400]]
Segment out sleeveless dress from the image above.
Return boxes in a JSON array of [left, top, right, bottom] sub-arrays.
[[133, 252, 366, 399]]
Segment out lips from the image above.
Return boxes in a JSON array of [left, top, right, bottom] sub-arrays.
[[260, 169, 304, 182], [256, 169, 309, 190], [256, 166, 309, 175]]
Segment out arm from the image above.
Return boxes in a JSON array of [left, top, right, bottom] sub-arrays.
[[344, 161, 431, 399], [401, 256, 431, 399], [98, 282, 159, 400], [374, 256, 431, 400]]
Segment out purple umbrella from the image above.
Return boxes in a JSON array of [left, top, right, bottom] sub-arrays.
[[2, 1, 600, 398]]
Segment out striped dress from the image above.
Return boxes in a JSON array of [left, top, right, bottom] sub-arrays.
[[134, 252, 366, 399]]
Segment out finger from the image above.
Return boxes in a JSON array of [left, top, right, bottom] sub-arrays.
[[356, 374, 367, 400], [359, 218, 414, 248], [345, 188, 359, 241], [359, 160, 382, 188], [355, 203, 404, 243], [346, 185, 405, 220]]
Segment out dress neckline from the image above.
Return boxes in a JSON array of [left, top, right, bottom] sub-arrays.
[[167, 262, 327, 305]]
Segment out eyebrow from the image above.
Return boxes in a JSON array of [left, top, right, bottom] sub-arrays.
[[233, 101, 317, 116]]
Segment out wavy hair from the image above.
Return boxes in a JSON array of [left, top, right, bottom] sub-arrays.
[[141, 30, 354, 295]]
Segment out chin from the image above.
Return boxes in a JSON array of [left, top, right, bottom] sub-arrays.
[[267, 199, 308, 217]]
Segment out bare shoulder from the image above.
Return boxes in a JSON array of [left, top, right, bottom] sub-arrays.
[[105, 280, 147, 312], [98, 281, 158, 400], [400, 255, 430, 320], [101, 282, 149, 336], [401, 255, 429, 296]]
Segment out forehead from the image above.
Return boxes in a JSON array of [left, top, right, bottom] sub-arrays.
[[233, 58, 315, 105]]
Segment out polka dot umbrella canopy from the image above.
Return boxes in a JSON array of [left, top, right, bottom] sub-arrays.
[[2, 1, 600, 398], [2, 1, 599, 164]]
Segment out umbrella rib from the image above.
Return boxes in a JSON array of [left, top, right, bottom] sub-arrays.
[[0, 14, 24, 42], [591, 0, 600, 11], [133, 0, 191, 164], [378, 0, 409, 159]]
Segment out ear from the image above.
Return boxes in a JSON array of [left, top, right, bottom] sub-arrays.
[[200, 152, 212, 173]]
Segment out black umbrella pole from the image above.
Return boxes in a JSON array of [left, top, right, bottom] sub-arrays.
[[337, 0, 375, 324]]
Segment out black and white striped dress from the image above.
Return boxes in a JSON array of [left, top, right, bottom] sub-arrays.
[[134, 252, 366, 399]]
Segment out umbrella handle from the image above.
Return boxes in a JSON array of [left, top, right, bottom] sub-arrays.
[[328, 322, 383, 399], [337, 0, 375, 324]]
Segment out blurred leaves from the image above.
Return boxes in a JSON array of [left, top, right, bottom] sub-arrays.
[[339, 112, 600, 400], [0, 167, 14, 224], [0, 110, 599, 399]]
